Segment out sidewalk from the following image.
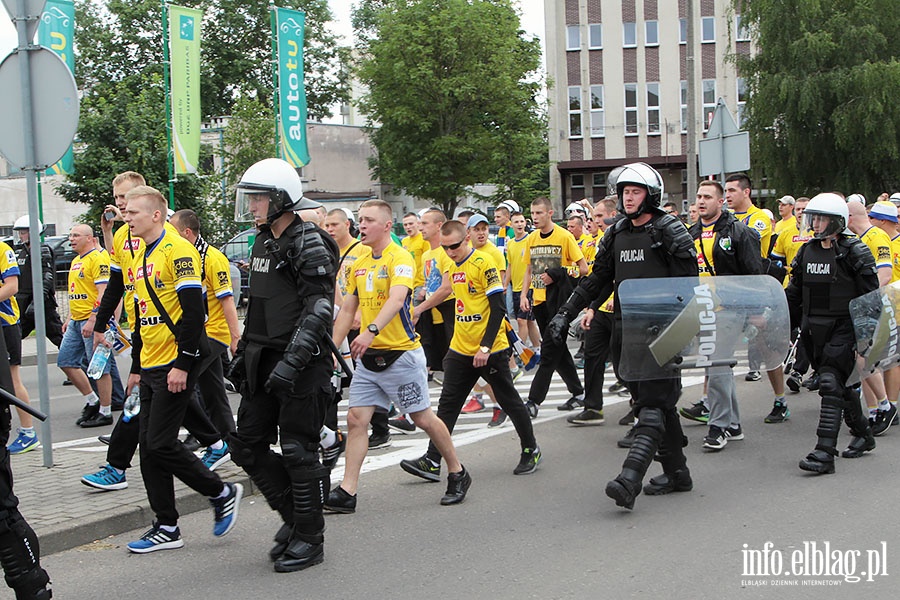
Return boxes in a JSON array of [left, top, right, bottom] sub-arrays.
[[11, 335, 254, 555]]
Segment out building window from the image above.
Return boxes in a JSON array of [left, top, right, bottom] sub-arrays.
[[735, 14, 750, 42], [589, 85, 604, 137], [737, 77, 748, 126], [568, 86, 583, 138], [645, 20, 659, 46], [571, 174, 585, 188], [701, 17, 715, 43], [679, 18, 687, 44], [566, 25, 580, 51], [680, 80, 687, 133], [588, 23, 602, 49], [592, 173, 606, 188], [647, 83, 660, 135], [702, 79, 717, 130], [624, 83, 638, 135], [623, 22, 636, 47]]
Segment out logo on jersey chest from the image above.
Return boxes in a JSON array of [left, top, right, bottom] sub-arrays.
[[452, 272, 467, 284], [136, 264, 154, 280], [122, 239, 141, 251], [619, 249, 645, 262]]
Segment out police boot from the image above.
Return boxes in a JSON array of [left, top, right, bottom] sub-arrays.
[[268, 489, 294, 562], [644, 468, 693, 495], [799, 392, 841, 475], [275, 441, 327, 573], [0, 514, 52, 600], [274, 526, 325, 573], [605, 408, 664, 510], [841, 386, 876, 459]]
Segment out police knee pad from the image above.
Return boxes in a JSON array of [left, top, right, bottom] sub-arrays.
[[282, 439, 329, 480], [0, 514, 51, 600], [817, 371, 841, 397], [228, 436, 260, 470], [634, 406, 665, 438]]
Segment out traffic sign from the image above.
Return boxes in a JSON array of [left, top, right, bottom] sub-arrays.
[[2, 0, 47, 40], [698, 98, 751, 179]]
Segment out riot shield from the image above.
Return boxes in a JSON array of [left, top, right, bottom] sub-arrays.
[[849, 282, 900, 378], [617, 275, 790, 380]]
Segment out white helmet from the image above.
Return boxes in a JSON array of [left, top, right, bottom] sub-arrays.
[[608, 162, 664, 218], [803, 192, 850, 239], [846, 193, 866, 204], [496, 200, 520, 214], [235, 158, 320, 225], [890, 192, 900, 206], [564, 202, 589, 220], [13, 215, 43, 232]]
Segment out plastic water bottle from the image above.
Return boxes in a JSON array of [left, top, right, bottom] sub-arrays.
[[86, 330, 116, 379], [122, 389, 141, 423]]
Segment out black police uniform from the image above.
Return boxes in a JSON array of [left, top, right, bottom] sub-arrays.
[[786, 234, 878, 473], [550, 211, 697, 508], [230, 215, 338, 570], [14, 241, 63, 347], [0, 328, 51, 600]]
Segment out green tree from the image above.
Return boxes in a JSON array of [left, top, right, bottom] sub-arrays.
[[354, 0, 544, 217], [737, 0, 900, 198]]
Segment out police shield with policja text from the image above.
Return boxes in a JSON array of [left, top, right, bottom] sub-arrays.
[[617, 275, 790, 380], [849, 282, 900, 379]]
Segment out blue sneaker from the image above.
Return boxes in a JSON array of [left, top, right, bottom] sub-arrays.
[[201, 443, 231, 471], [211, 482, 243, 537], [127, 522, 184, 554], [81, 464, 128, 491], [7, 430, 39, 454]]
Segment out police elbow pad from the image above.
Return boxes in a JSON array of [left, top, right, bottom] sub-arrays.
[[296, 230, 335, 278]]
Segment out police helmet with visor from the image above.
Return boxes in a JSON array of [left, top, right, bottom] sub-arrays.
[[235, 158, 321, 226], [802, 193, 850, 239], [607, 162, 664, 218]]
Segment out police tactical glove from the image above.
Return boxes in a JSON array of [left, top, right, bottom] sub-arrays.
[[546, 309, 573, 348], [225, 353, 247, 390], [265, 358, 301, 394]]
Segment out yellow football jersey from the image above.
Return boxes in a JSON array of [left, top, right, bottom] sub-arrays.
[[68, 248, 110, 321], [110, 222, 179, 329], [422, 246, 455, 301], [859, 226, 893, 271], [505, 234, 529, 293], [201, 245, 234, 347], [0, 241, 20, 326], [695, 223, 717, 276], [733, 204, 772, 258], [346, 243, 420, 352], [475, 241, 506, 276], [401, 232, 429, 288], [771, 221, 812, 288], [448, 249, 508, 356], [133, 230, 203, 369], [337, 241, 366, 297]]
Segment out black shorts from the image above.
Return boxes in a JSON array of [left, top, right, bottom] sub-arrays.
[[511, 290, 535, 321], [2, 323, 22, 366]]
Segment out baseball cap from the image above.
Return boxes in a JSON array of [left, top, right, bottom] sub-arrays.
[[777, 195, 795, 205], [466, 214, 490, 229], [869, 201, 898, 223]]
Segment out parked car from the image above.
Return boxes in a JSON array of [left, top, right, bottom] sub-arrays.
[[221, 228, 256, 304], [45, 235, 77, 289]]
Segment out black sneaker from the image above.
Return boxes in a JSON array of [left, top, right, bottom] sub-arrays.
[[617, 427, 635, 448], [321, 430, 345, 470], [608, 381, 626, 393], [80, 412, 113, 428], [644, 468, 693, 495], [703, 425, 727, 451], [871, 404, 898, 437], [799, 449, 835, 474], [802, 373, 819, 390], [525, 400, 539, 419], [182, 435, 201, 452], [618, 407, 635, 426], [764, 403, 790, 424], [324, 486, 357, 514], [400, 455, 441, 482], [557, 395, 585, 411], [725, 426, 744, 441], [388, 417, 416, 433], [786, 371, 802, 393], [440, 467, 471, 505], [567, 408, 604, 425], [513, 447, 542, 475], [745, 370, 762, 382], [679, 401, 710, 423], [76, 402, 99, 426], [368, 432, 392, 450], [842, 435, 876, 458], [98, 434, 111, 445]]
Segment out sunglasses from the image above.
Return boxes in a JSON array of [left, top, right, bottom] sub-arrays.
[[441, 240, 465, 251]]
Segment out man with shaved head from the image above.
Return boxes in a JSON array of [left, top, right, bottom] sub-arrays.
[[57, 224, 114, 428]]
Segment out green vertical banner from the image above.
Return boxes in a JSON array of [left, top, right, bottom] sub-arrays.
[[38, 0, 75, 175], [274, 7, 311, 167], [168, 4, 202, 174]]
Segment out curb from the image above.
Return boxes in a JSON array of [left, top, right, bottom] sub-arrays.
[[39, 473, 256, 555], [21, 352, 59, 367]]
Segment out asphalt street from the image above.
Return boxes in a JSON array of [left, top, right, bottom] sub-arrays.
[[31, 371, 900, 600]]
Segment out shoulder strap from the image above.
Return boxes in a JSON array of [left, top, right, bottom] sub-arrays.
[[142, 251, 179, 338]]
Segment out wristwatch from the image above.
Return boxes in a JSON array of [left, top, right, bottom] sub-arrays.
[[367, 323, 380, 336], [479, 346, 491, 355]]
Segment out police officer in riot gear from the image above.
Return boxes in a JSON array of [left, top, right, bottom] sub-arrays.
[[787, 193, 878, 474], [11, 217, 63, 347], [0, 335, 51, 599], [228, 158, 339, 571], [545, 163, 697, 510]]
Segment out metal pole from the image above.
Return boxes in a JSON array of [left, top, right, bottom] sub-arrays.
[[270, 4, 281, 157], [162, 1, 175, 208], [686, 0, 698, 195], [14, 0, 54, 467]]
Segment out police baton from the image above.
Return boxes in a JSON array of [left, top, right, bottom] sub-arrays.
[[324, 336, 353, 383], [0, 387, 48, 421]]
